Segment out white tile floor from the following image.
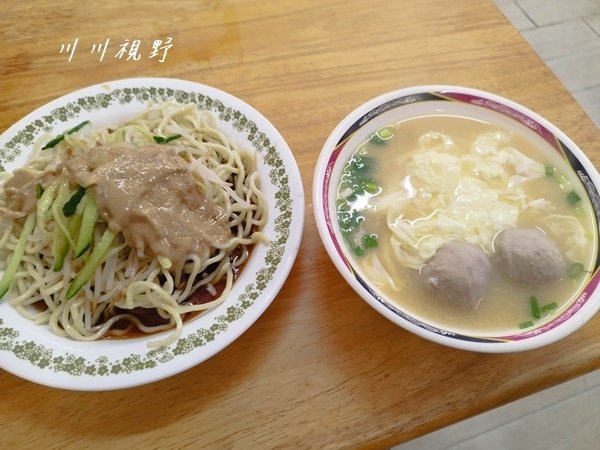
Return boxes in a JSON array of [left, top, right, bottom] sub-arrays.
[[393, 1, 600, 449], [495, 0, 600, 127], [395, 370, 600, 450]]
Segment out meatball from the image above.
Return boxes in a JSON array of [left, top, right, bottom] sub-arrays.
[[419, 241, 492, 308], [495, 228, 565, 286]]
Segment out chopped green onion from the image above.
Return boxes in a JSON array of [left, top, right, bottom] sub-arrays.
[[519, 320, 534, 329], [568, 262, 585, 278], [530, 295, 541, 319], [165, 134, 182, 143], [41, 135, 65, 150], [62, 186, 86, 217], [339, 153, 379, 253], [371, 127, 393, 144], [567, 190, 581, 206], [153, 134, 182, 144], [544, 165, 556, 177], [0, 214, 36, 299], [541, 302, 558, 313], [362, 180, 379, 194], [345, 192, 358, 202], [363, 233, 378, 249], [35, 184, 44, 199], [338, 210, 363, 236], [41, 120, 90, 150], [67, 120, 90, 135], [349, 155, 373, 173], [377, 127, 393, 140]]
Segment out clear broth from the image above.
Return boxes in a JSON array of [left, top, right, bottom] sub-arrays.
[[338, 115, 596, 335]]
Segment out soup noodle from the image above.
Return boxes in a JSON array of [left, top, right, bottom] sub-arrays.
[[336, 115, 595, 335]]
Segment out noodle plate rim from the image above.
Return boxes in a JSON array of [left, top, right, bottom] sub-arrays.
[[0, 77, 304, 390]]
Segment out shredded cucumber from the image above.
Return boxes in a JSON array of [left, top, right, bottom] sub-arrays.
[[36, 183, 58, 233], [52, 207, 84, 271], [0, 214, 36, 299], [51, 222, 68, 272], [66, 229, 117, 300], [76, 197, 98, 257], [51, 181, 78, 250]]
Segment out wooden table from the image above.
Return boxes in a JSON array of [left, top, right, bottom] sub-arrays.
[[1, 0, 599, 448]]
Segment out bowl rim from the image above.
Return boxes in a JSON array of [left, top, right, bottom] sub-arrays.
[[312, 84, 600, 353]]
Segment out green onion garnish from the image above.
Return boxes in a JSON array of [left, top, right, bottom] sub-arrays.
[[67, 120, 90, 134], [541, 302, 558, 313], [370, 128, 393, 144], [519, 320, 534, 329], [338, 153, 378, 253], [62, 186, 86, 217], [363, 234, 378, 249], [41, 120, 90, 150], [544, 165, 556, 177], [349, 155, 373, 173], [567, 262, 585, 278], [370, 134, 383, 145], [362, 180, 378, 194], [530, 295, 541, 319], [353, 246, 364, 256], [567, 191, 581, 206], [41, 135, 65, 150], [377, 127, 393, 140], [153, 134, 182, 144]]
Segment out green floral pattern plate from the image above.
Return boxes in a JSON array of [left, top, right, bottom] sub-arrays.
[[0, 78, 304, 390]]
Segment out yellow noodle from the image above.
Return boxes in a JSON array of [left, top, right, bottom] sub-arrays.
[[0, 102, 267, 347]]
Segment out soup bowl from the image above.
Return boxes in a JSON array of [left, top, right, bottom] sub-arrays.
[[313, 85, 600, 352]]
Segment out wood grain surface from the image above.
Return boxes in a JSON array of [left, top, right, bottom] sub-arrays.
[[1, 0, 599, 449]]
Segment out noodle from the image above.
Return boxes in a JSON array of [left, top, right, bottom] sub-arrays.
[[0, 102, 268, 347]]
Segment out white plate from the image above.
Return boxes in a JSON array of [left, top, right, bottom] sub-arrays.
[[0, 78, 304, 390]]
